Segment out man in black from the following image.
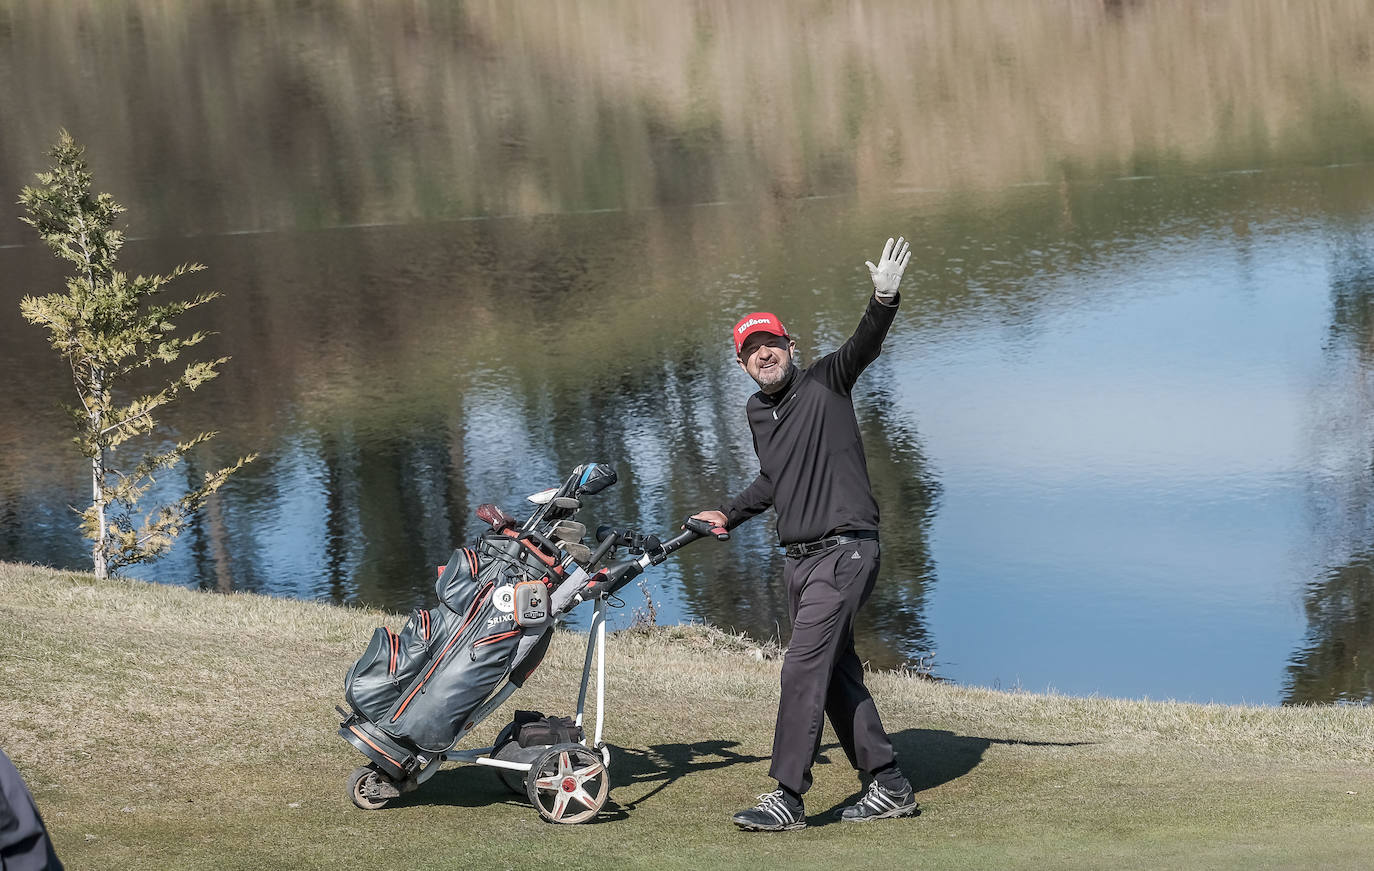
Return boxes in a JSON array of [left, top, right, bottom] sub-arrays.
[[693, 236, 916, 831]]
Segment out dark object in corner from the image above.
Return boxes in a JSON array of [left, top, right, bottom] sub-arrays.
[[0, 747, 64, 871]]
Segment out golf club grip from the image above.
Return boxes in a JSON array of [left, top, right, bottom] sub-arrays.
[[475, 502, 515, 531]]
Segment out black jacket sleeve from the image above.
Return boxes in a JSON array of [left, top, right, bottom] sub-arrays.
[[813, 293, 900, 395], [716, 470, 775, 530]]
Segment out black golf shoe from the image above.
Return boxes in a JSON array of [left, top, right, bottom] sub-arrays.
[[840, 778, 917, 821], [732, 789, 806, 831]]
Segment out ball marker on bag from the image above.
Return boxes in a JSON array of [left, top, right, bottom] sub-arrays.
[[494, 585, 516, 613]]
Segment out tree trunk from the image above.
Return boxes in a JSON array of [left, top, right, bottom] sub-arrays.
[[91, 449, 107, 579], [90, 367, 108, 580]]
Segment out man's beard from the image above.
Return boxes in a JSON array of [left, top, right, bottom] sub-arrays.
[[755, 355, 795, 393]]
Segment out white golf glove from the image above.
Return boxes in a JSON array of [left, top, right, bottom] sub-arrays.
[[865, 236, 911, 303]]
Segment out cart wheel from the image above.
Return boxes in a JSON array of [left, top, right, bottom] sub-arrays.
[[491, 740, 529, 796], [348, 764, 397, 810], [526, 743, 609, 824]]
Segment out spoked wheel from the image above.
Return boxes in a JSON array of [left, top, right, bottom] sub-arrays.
[[348, 764, 399, 810], [526, 743, 609, 824]]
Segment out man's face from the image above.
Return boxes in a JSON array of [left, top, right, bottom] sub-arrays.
[[737, 333, 796, 393]]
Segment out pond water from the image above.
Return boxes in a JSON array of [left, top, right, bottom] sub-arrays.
[[3, 1, 1374, 704]]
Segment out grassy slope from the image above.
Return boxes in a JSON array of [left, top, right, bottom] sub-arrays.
[[2, 563, 1372, 871]]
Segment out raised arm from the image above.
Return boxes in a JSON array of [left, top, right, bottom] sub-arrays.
[[815, 236, 910, 393]]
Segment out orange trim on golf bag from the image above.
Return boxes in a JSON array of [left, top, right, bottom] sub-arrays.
[[391, 582, 494, 722], [348, 725, 404, 770], [473, 629, 520, 648], [386, 628, 399, 674]]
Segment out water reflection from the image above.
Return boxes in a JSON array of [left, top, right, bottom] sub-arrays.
[[1285, 556, 1374, 704], [1288, 227, 1374, 704], [7, 162, 1374, 696]]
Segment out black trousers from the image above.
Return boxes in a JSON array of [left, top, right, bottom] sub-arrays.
[[769, 538, 896, 795]]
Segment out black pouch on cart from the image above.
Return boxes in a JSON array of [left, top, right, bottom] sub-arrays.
[[492, 710, 583, 772], [510, 710, 584, 747]]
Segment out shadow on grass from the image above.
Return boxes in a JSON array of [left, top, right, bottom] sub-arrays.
[[382, 729, 1090, 826], [802, 728, 1095, 827], [889, 727, 1094, 794], [611, 739, 771, 810], [384, 763, 633, 825], [380, 739, 766, 823], [384, 765, 515, 811]]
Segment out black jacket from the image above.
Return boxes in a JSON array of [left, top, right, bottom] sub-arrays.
[[719, 294, 898, 545]]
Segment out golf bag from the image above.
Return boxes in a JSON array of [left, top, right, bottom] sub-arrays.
[[340, 529, 573, 777]]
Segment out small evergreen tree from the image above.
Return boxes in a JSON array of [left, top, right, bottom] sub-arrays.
[[18, 131, 255, 579]]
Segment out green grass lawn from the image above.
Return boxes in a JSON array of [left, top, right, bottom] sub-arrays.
[[2, 563, 1372, 870]]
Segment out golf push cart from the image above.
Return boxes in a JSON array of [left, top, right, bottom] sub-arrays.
[[336, 462, 728, 824]]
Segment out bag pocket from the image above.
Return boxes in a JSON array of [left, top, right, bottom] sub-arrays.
[[344, 626, 405, 722], [471, 629, 521, 659], [436, 547, 483, 613], [392, 607, 440, 688]]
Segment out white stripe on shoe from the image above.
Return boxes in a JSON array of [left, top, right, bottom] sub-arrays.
[[842, 780, 917, 822], [733, 790, 807, 831]]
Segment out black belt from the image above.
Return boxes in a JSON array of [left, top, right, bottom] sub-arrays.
[[784, 530, 878, 559]]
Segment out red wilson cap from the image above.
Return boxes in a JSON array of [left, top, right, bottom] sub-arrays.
[[732, 312, 789, 355]]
